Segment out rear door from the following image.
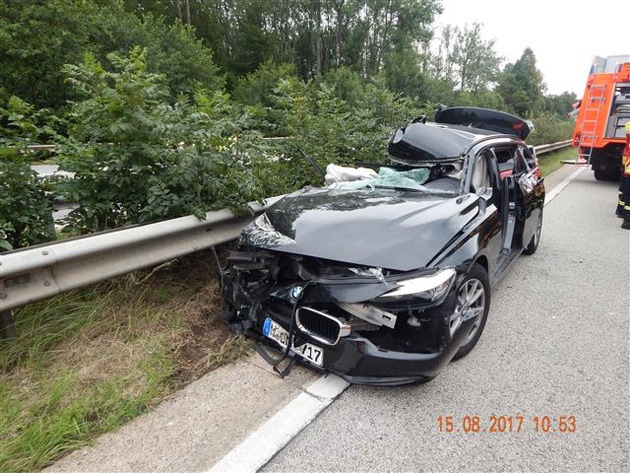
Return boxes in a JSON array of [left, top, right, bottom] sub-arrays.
[[514, 145, 545, 247]]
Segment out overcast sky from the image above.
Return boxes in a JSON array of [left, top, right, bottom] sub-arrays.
[[435, 0, 627, 97]]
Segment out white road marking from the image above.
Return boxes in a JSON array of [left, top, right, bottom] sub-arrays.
[[207, 374, 349, 473], [544, 166, 586, 206]]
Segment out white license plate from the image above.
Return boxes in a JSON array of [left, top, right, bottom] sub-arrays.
[[262, 317, 324, 367]]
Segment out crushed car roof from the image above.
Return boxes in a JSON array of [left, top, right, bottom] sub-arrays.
[[434, 106, 533, 140], [387, 122, 491, 165], [387, 106, 532, 166]]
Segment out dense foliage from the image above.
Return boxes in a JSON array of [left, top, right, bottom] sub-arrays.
[[56, 48, 267, 232], [0, 0, 578, 249], [0, 97, 57, 250]]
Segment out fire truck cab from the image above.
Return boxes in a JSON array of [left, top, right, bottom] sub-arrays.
[[572, 55, 630, 181]]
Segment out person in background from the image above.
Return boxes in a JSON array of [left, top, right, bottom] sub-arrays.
[[618, 121, 630, 230]]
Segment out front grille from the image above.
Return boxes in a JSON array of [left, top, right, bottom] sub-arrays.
[[296, 307, 350, 345]]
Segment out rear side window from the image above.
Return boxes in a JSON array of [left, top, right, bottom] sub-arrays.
[[514, 147, 532, 175], [521, 146, 538, 168], [494, 147, 516, 179]]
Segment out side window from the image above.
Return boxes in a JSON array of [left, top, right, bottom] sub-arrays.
[[522, 145, 538, 168], [514, 147, 531, 175], [494, 147, 515, 180]]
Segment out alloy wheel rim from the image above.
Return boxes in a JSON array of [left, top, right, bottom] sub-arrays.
[[450, 278, 486, 344]]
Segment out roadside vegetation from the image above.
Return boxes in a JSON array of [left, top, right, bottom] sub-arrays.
[[0, 253, 251, 472], [538, 147, 579, 177], [1, 0, 579, 470]]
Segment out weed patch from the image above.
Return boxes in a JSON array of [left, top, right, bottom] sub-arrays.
[[0, 252, 250, 472], [538, 147, 579, 177]]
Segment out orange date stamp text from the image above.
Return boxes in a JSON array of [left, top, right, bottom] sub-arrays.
[[437, 415, 577, 434]]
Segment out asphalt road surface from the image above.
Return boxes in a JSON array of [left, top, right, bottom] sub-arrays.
[[262, 169, 629, 472]]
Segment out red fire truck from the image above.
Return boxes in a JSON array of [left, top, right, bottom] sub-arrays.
[[572, 55, 630, 180]]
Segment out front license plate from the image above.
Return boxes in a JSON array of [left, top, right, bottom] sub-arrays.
[[262, 317, 324, 367]]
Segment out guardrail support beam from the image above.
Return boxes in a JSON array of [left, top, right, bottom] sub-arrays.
[[0, 310, 16, 340]]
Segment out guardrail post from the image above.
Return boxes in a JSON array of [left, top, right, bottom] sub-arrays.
[[0, 310, 16, 340]]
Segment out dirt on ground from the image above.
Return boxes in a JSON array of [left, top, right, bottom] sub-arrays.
[[124, 248, 252, 388], [50, 246, 251, 392]]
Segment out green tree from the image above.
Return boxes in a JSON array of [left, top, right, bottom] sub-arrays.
[[57, 48, 264, 233], [232, 60, 298, 136], [0, 97, 57, 250], [270, 74, 419, 189], [350, 0, 442, 78], [497, 48, 545, 117], [119, 0, 443, 85], [382, 46, 431, 101], [544, 91, 578, 119], [527, 112, 575, 146], [424, 23, 502, 94], [0, 0, 223, 111], [450, 23, 503, 93]]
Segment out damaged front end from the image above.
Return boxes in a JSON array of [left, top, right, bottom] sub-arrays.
[[222, 248, 476, 385]]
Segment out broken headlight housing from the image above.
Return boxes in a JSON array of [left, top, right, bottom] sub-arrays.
[[377, 268, 456, 302]]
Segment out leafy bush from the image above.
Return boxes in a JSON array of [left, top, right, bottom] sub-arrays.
[[0, 1, 223, 111], [528, 112, 574, 146], [57, 48, 266, 233], [265, 76, 423, 190], [0, 97, 56, 251]]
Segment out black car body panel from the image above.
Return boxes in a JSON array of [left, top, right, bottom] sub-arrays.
[[387, 122, 481, 163], [221, 107, 545, 385], [435, 105, 534, 140], [242, 187, 481, 271]]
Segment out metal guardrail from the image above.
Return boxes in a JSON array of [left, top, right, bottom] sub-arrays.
[[0, 197, 281, 313], [1, 141, 573, 315], [533, 140, 573, 155], [25, 144, 57, 153]]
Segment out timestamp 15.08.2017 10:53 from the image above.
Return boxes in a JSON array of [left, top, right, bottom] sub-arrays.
[[437, 415, 577, 434]]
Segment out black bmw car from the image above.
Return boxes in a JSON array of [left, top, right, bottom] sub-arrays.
[[221, 106, 545, 385]]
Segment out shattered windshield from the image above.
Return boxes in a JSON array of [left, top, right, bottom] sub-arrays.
[[326, 165, 459, 194]]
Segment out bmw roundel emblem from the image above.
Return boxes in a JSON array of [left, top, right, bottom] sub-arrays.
[[290, 285, 303, 300]]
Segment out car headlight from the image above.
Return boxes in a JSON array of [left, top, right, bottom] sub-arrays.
[[378, 268, 456, 301]]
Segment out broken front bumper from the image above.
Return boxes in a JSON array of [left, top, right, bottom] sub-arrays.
[[318, 320, 475, 385], [223, 250, 471, 385], [250, 296, 475, 386]]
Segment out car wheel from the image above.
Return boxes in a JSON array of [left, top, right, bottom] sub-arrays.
[[593, 165, 621, 182], [451, 264, 491, 360], [523, 210, 543, 255]]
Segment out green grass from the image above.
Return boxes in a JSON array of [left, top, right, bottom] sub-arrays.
[[538, 146, 580, 177], [0, 255, 251, 472]]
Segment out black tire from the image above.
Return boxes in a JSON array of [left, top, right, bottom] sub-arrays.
[[523, 210, 543, 255], [451, 264, 491, 360], [593, 167, 607, 181], [593, 165, 621, 182]]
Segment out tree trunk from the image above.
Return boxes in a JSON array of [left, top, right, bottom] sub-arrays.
[[376, 0, 394, 75], [315, 1, 322, 77], [333, 0, 345, 68], [175, 0, 183, 23]]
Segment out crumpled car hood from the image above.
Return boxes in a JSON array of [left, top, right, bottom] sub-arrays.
[[243, 187, 480, 271]]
